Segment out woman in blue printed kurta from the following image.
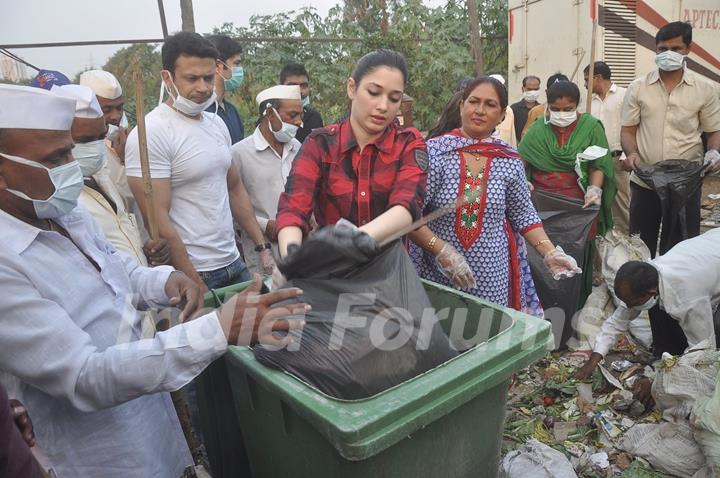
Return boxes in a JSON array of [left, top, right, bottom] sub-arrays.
[[409, 77, 581, 317]]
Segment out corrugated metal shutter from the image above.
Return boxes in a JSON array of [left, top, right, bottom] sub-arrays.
[[602, 0, 637, 86]]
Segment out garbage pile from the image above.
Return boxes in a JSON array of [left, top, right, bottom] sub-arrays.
[[501, 334, 720, 477], [568, 231, 653, 352], [701, 178, 720, 229]]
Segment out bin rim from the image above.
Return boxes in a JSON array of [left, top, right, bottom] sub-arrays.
[[244, 291, 516, 404], [225, 279, 553, 460]]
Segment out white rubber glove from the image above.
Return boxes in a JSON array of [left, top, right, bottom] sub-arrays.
[[435, 243, 477, 289], [543, 245, 582, 280], [583, 185, 602, 208], [260, 248, 276, 275], [703, 149, 720, 175]]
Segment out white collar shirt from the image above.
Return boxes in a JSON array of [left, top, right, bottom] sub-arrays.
[[590, 83, 626, 152], [593, 228, 720, 357], [622, 68, 720, 188], [0, 206, 228, 477], [231, 126, 301, 232]]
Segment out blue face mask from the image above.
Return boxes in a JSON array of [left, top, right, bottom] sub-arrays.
[[302, 95, 310, 108], [1, 152, 83, 219], [73, 140, 107, 177], [222, 65, 245, 92]]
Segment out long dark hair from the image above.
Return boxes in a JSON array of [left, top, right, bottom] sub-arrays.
[[352, 49, 409, 86], [426, 90, 463, 139]]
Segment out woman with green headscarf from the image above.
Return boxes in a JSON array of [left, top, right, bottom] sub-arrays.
[[519, 80, 616, 308]]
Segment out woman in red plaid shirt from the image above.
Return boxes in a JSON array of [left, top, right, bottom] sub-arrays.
[[276, 50, 429, 255]]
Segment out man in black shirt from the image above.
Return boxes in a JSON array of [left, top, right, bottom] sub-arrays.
[[280, 63, 323, 143], [510, 75, 541, 140], [207, 35, 245, 144]]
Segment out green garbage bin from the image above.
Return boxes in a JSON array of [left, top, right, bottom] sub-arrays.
[[223, 280, 553, 478], [197, 280, 255, 478]]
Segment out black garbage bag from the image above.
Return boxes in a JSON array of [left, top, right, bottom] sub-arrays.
[[635, 159, 705, 255], [254, 226, 458, 400], [527, 190, 599, 349]]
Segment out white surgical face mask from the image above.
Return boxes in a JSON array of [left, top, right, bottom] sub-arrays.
[[633, 295, 658, 311], [545, 107, 577, 128], [1, 152, 83, 219], [73, 140, 107, 177], [271, 108, 300, 143], [302, 95, 310, 108], [107, 113, 128, 141], [523, 90, 540, 103], [613, 295, 627, 309], [655, 50, 685, 72], [162, 71, 217, 116]]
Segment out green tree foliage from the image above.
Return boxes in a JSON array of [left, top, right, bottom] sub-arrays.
[[105, 0, 508, 132], [102, 44, 162, 127]]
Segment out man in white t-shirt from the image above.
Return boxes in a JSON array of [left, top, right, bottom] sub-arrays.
[[232, 85, 303, 274], [126, 32, 275, 292]]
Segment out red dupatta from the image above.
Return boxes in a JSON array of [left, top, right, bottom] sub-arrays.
[[448, 129, 522, 249]]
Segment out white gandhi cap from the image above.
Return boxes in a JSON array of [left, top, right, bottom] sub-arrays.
[[0, 84, 76, 130], [79, 69, 123, 100], [51, 85, 104, 119], [255, 85, 301, 106]]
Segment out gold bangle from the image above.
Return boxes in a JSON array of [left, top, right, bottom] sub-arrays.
[[427, 235, 438, 251], [534, 239, 552, 248]]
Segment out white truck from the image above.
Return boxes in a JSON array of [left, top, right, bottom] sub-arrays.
[[507, 0, 720, 103]]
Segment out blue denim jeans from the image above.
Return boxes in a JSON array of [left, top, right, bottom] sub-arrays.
[[198, 257, 252, 290], [184, 257, 251, 465]]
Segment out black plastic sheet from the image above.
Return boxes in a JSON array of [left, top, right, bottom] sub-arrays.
[[254, 226, 458, 400], [527, 190, 599, 349], [635, 160, 705, 255]]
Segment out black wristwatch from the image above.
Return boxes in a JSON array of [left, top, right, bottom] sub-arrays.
[[254, 242, 272, 252]]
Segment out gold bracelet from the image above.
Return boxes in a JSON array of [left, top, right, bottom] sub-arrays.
[[427, 235, 438, 251], [534, 239, 552, 248]]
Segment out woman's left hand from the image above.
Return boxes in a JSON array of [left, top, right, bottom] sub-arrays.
[[583, 185, 602, 208]]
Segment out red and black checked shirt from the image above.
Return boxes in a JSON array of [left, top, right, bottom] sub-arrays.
[[276, 119, 428, 235]]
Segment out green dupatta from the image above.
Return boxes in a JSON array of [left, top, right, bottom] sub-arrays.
[[518, 113, 616, 234]]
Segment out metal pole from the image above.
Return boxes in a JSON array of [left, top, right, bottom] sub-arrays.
[[157, 0, 169, 39], [0, 49, 40, 71], [585, 5, 598, 114], [467, 0, 484, 76], [0, 35, 505, 50], [180, 0, 195, 33], [0, 39, 165, 49], [0, 37, 360, 50]]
